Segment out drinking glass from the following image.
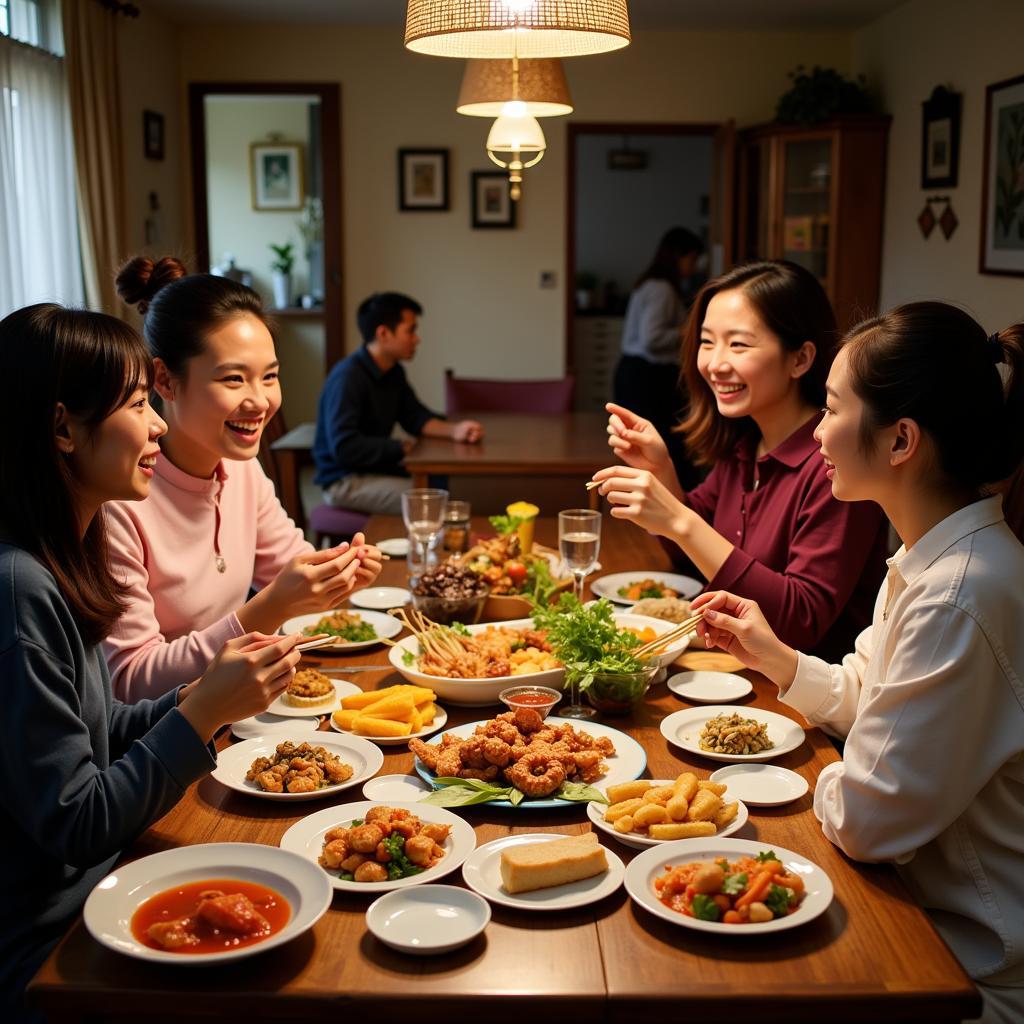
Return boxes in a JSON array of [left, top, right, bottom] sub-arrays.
[[558, 508, 602, 719], [401, 488, 448, 582]]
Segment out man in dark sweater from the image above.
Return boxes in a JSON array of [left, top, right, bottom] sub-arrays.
[[313, 292, 483, 514]]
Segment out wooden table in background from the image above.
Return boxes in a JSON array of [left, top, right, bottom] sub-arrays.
[[29, 517, 979, 1023]]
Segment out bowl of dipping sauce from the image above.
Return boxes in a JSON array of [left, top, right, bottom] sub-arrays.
[[499, 685, 562, 720]]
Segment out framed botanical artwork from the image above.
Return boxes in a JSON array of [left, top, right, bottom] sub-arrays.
[[921, 85, 960, 189], [471, 170, 515, 229], [980, 73, 1024, 276], [143, 110, 164, 161], [398, 149, 449, 211], [250, 143, 304, 211]]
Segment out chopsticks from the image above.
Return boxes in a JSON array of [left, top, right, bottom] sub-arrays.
[[585, 480, 601, 491], [633, 609, 705, 658]]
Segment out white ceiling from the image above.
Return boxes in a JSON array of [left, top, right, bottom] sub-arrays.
[[147, 0, 908, 31]]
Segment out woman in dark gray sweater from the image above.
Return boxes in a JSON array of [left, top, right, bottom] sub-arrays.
[[0, 305, 304, 1020]]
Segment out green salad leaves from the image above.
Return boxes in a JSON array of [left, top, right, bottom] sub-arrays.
[[419, 775, 608, 807]]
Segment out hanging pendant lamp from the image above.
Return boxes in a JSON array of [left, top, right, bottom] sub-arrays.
[[486, 111, 545, 200], [405, 1, 630, 59], [457, 57, 572, 117]]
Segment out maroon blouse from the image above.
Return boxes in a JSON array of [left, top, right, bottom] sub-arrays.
[[676, 416, 889, 660]]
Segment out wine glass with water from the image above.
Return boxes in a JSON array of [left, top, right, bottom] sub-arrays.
[[401, 488, 448, 580], [558, 509, 602, 719]]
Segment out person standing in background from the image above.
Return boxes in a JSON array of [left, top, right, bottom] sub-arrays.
[[614, 227, 705, 489]]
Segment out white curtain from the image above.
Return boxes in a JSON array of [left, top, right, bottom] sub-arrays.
[[0, 34, 83, 315]]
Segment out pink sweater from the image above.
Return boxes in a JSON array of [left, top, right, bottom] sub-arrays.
[[103, 453, 312, 702]]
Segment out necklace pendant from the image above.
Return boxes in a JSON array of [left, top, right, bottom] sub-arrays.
[[215, 555, 226, 574]]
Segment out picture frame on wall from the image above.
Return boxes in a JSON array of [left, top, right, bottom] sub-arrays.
[[471, 170, 515, 229], [980, 72, 1024, 276], [920, 85, 960, 189], [143, 110, 165, 161], [250, 142, 304, 211], [398, 149, 449, 211]]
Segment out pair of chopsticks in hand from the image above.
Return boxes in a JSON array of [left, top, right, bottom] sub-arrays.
[[633, 609, 705, 658]]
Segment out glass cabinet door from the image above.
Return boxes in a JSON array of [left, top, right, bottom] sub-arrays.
[[740, 137, 772, 262], [779, 137, 832, 285]]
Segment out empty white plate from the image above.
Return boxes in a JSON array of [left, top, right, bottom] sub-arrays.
[[231, 713, 319, 741], [362, 774, 431, 801], [350, 586, 412, 610], [668, 670, 753, 704], [376, 537, 411, 557], [366, 884, 490, 955], [709, 764, 810, 806]]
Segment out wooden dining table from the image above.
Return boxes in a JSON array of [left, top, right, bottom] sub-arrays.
[[29, 516, 980, 1023]]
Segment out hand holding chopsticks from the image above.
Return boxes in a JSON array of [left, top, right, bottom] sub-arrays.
[[633, 609, 705, 659]]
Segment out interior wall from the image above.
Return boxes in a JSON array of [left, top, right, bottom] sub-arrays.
[[853, 0, 1024, 331], [177, 24, 852, 416]]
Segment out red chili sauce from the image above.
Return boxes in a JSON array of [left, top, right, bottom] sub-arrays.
[[507, 692, 557, 707], [131, 878, 290, 954]]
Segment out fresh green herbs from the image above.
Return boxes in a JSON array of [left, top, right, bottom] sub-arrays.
[[526, 557, 561, 606], [690, 894, 721, 922], [419, 775, 608, 806], [381, 833, 424, 881], [765, 884, 795, 917], [755, 849, 779, 863], [449, 621, 471, 636], [401, 649, 415, 666], [303, 618, 377, 643], [721, 872, 748, 896], [488, 513, 524, 536]]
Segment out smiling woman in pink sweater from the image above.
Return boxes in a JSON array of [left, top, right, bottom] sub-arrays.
[[103, 257, 381, 702]]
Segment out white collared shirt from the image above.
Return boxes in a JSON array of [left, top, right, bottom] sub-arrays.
[[782, 496, 1024, 1000]]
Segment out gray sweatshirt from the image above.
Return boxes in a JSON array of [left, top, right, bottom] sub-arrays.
[[0, 544, 215, 1008]]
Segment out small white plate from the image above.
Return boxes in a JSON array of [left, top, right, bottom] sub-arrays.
[[362, 774, 432, 802], [366, 884, 490, 955], [331, 706, 448, 746], [350, 586, 412, 610], [709, 764, 809, 806], [376, 537, 410, 557], [590, 571, 702, 605], [230, 713, 319, 741], [668, 670, 753, 704], [280, 800, 477, 893], [660, 705, 806, 763], [624, 837, 834, 934], [461, 833, 624, 911], [586, 781, 749, 849], [212, 734, 384, 801], [83, 842, 331, 964], [283, 609, 403, 652], [266, 679, 362, 718]]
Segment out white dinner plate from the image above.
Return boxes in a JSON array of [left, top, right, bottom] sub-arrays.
[[709, 764, 810, 806], [667, 670, 753, 704], [266, 679, 363, 718], [376, 537, 411, 557], [461, 832, 624, 911], [366, 885, 490, 955], [624, 837, 834, 934], [230, 713, 319, 741], [590, 571, 702, 605], [414, 717, 647, 809], [83, 842, 331, 965], [282, 609, 403, 652], [212, 733, 384, 801], [362, 774, 432, 802], [660, 705, 806, 763], [279, 800, 477, 893], [330, 705, 448, 745], [586, 780, 749, 849], [350, 586, 412, 610]]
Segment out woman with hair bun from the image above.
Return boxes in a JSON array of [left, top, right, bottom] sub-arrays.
[[105, 256, 381, 702], [693, 303, 1024, 1023], [0, 304, 303, 1019], [594, 260, 888, 661]]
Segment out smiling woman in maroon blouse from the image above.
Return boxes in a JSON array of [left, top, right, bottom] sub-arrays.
[[592, 260, 887, 660]]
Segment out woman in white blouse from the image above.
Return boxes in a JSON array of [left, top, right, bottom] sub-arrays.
[[692, 302, 1024, 1024]]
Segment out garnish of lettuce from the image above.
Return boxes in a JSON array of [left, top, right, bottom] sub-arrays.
[[690, 893, 721, 921]]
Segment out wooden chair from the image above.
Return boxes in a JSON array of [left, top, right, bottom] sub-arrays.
[[444, 368, 575, 415]]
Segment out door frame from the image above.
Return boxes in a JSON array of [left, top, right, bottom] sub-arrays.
[[187, 81, 344, 370]]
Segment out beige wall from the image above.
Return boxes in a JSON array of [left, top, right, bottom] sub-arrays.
[[853, 0, 1024, 331], [177, 24, 852, 415]]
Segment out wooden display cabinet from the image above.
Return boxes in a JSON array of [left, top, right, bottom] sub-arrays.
[[737, 115, 891, 330]]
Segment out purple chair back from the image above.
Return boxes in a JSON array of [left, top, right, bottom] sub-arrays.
[[444, 370, 575, 415]]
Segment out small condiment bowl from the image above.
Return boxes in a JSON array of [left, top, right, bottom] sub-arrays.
[[365, 884, 490, 955], [498, 685, 562, 719]]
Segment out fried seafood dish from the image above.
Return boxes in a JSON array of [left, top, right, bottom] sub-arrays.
[[283, 668, 335, 708], [408, 617, 561, 679], [318, 805, 451, 882], [246, 740, 354, 794], [410, 706, 615, 799], [698, 713, 774, 756]]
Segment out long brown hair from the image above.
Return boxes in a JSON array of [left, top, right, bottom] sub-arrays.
[[844, 302, 1024, 491], [0, 304, 153, 645], [677, 260, 837, 466]]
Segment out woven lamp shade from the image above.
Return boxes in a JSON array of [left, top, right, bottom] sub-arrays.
[[458, 58, 572, 117], [405, 1, 630, 59]]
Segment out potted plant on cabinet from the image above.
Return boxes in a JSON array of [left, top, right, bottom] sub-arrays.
[[269, 242, 295, 309]]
